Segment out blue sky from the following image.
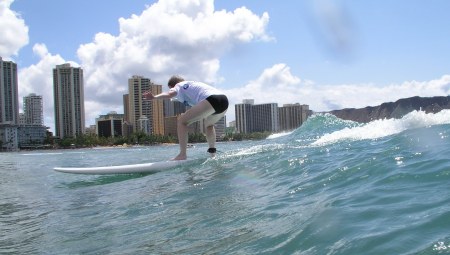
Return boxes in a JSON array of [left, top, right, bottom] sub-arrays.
[[2, 0, 450, 131]]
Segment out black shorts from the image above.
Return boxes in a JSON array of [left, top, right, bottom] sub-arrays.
[[205, 95, 229, 114]]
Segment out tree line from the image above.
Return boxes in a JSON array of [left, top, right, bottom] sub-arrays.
[[54, 131, 272, 148]]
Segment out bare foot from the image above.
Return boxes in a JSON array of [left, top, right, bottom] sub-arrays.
[[172, 154, 187, 161]]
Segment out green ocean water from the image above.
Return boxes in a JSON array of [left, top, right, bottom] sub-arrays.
[[1, 110, 450, 254]]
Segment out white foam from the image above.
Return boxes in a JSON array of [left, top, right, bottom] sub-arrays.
[[312, 110, 450, 146], [21, 152, 64, 156], [266, 131, 293, 139]]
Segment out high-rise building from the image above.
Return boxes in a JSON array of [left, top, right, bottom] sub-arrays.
[[214, 115, 226, 140], [235, 100, 254, 134], [0, 57, 19, 125], [122, 93, 133, 137], [138, 115, 150, 134], [242, 99, 255, 105], [19, 113, 26, 125], [164, 116, 178, 137], [235, 99, 309, 134], [0, 57, 19, 151], [163, 99, 186, 117], [192, 115, 226, 141], [53, 63, 85, 138], [23, 93, 43, 125], [252, 103, 279, 133], [19, 93, 47, 148], [127, 75, 164, 135], [279, 104, 309, 131], [123, 94, 130, 123]]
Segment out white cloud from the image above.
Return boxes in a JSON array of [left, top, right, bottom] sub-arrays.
[[224, 63, 450, 123], [226, 63, 301, 106], [77, 0, 271, 127], [15, 0, 270, 132], [14, 0, 450, 132], [0, 0, 29, 57]]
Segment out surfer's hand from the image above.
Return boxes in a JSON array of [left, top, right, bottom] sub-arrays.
[[142, 91, 154, 100]]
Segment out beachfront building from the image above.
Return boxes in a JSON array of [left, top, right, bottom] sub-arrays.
[[252, 103, 279, 133], [17, 125, 47, 148], [18, 93, 47, 149], [235, 99, 310, 134], [126, 76, 164, 135], [23, 93, 44, 125], [0, 125, 18, 151], [53, 63, 85, 138], [165, 115, 226, 140], [278, 104, 310, 131], [235, 99, 254, 134], [0, 57, 19, 151], [236, 99, 279, 134], [96, 111, 124, 138]]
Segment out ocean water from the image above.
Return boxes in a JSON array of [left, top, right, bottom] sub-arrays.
[[1, 110, 450, 254]]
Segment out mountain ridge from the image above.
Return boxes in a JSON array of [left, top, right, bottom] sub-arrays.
[[328, 96, 450, 123]]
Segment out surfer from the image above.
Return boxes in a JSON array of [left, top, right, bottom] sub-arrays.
[[143, 75, 229, 160]]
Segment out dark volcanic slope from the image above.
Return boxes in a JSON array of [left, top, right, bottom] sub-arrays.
[[328, 96, 450, 123]]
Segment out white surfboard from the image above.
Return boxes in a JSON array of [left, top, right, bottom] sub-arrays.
[[54, 159, 194, 175]]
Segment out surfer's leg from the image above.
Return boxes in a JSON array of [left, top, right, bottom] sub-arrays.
[[174, 121, 189, 160], [204, 110, 227, 155], [174, 100, 215, 160], [205, 125, 216, 151]]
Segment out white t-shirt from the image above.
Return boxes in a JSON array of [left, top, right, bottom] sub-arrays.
[[169, 81, 223, 106]]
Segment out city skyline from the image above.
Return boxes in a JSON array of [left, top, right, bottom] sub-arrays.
[[4, 57, 307, 137], [1, 56, 306, 152], [8, 57, 316, 133], [1, 57, 47, 151], [3, 0, 450, 134]]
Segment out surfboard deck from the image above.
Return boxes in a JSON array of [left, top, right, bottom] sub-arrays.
[[53, 159, 194, 175]]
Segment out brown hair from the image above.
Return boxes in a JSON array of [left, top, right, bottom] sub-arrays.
[[168, 75, 185, 88]]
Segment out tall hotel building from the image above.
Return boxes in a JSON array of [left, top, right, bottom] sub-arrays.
[[0, 57, 19, 125], [252, 103, 279, 133], [0, 57, 19, 150], [127, 76, 164, 135], [279, 103, 309, 131], [235, 99, 309, 134], [235, 99, 255, 134], [53, 63, 85, 138], [23, 93, 44, 125]]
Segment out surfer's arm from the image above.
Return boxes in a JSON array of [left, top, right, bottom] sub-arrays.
[[143, 90, 177, 100]]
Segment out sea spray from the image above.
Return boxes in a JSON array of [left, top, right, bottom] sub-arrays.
[[312, 109, 450, 146]]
